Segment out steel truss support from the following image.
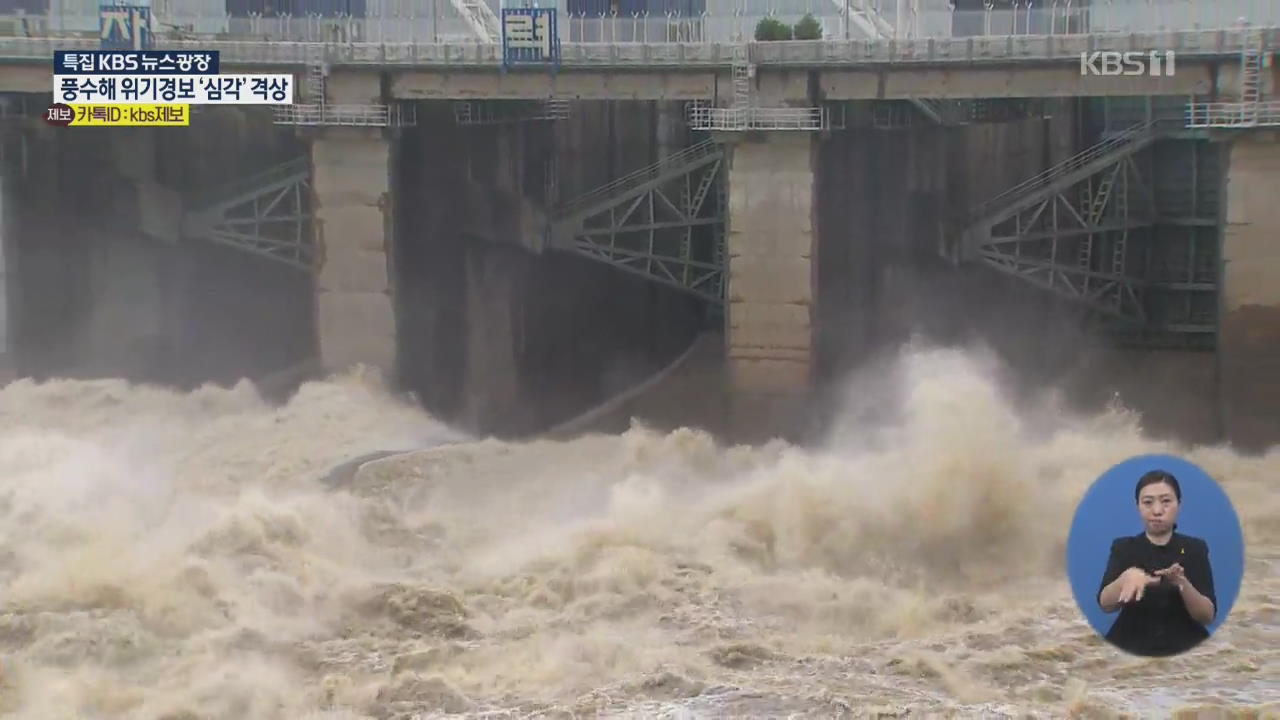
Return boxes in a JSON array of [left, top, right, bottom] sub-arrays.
[[181, 156, 315, 271], [548, 139, 726, 303], [976, 151, 1156, 324]]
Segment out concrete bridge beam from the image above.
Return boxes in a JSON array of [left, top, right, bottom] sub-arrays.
[[1219, 129, 1280, 451], [311, 127, 398, 379], [721, 131, 817, 441]]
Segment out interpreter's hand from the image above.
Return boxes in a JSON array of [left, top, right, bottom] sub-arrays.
[[1154, 563, 1188, 590], [1117, 566, 1161, 603]]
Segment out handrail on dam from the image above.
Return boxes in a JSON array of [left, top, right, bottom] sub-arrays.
[[272, 103, 416, 127], [1187, 99, 1280, 127]]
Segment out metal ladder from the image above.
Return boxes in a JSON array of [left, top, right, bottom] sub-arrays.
[[1240, 29, 1264, 124], [690, 157, 719, 214], [543, 156, 558, 208], [679, 177, 694, 287], [677, 153, 722, 287], [273, 45, 324, 123], [542, 98, 572, 119], [731, 44, 751, 108], [1078, 178, 1095, 296], [1087, 165, 1118, 226], [1109, 170, 1129, 309], [306, 58, 326, 105], [711, 166, 727, 300], [1163, 145, 1198, 218], [1078, 240, 1094, 295]]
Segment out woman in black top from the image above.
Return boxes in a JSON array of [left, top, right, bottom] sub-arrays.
[[1097, 470, 1217, 656]]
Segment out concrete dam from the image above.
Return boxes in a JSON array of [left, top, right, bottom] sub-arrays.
[[1, 92, 1275, 450]]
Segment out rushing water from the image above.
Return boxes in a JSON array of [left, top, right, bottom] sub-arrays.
[[0, 349, 1275, 719]]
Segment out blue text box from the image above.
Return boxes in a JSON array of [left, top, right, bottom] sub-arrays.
[[55, 50, 220, 75]]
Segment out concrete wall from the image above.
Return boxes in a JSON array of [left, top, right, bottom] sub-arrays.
[[395, 100, 703, 437], [722, 131, 817, 442], [1218, 130, 1280, 452], [311, 128, 397, 377]]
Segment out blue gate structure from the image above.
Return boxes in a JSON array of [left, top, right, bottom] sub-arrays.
[[501, 7, 559, 66]]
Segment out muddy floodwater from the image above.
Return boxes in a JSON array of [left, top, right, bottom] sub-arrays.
[[0, 349, 1275, 719]]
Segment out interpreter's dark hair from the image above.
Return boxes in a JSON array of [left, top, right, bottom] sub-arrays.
[[1136, 470, 1182, 530], [1135, 470, 1182, 502]]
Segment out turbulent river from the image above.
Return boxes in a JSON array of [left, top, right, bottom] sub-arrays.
[[0, 348, 1275, 719]]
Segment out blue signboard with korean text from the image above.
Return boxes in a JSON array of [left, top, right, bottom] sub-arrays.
[[99, 5, 153, 50], [501, 8, 559, 67]]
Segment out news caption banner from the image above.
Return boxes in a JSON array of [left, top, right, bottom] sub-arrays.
[[45, 104, 191, 127], [55, 51, 293, 104], [48, 50, 294, 127]]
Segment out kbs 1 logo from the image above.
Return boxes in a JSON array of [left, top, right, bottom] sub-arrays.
[[1080, 51, 1176, 77]]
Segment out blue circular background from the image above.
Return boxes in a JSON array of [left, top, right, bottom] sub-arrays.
[[1066, 454, 1245, 640]]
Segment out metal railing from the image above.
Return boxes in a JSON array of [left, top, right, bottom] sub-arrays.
[[1186, 100, 1280, 127], [971, 118, 1175, 222], [452, 98, 571, 125], [687, 104, 825, 130], [555, 138, 720, 218], [272, 103, 415, 126]]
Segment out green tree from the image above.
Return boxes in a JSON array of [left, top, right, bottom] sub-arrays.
[[793, 13, 822, 40], [754, 17, 793, 41]]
